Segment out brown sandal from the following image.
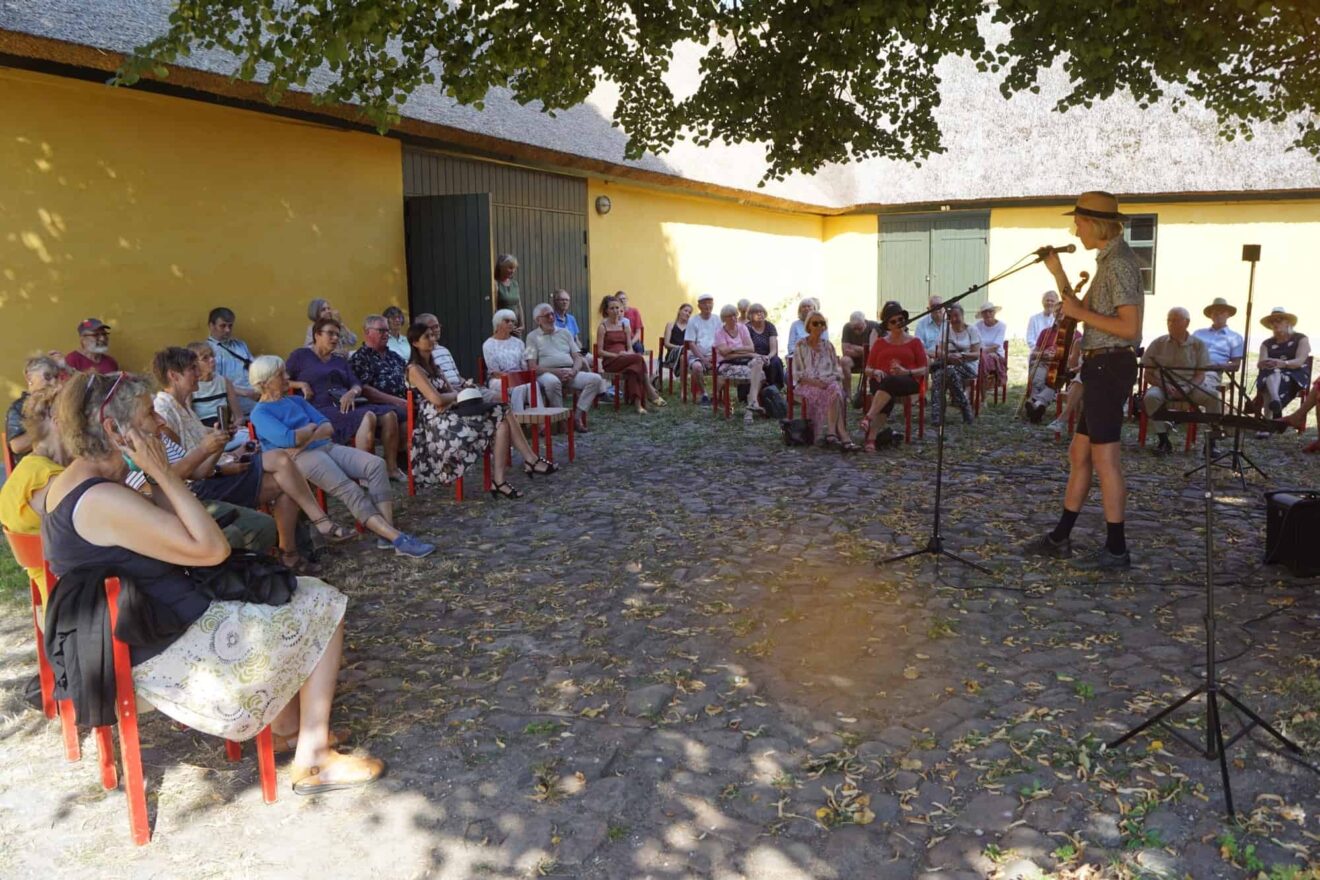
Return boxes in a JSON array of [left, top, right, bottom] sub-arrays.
[[270, 727, 349, 755], [290, 751, 385, 795]]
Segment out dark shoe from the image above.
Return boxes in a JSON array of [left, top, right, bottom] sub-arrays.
[[523, 457, 559, 477], [960, 405, 973, 425], [489, 480, 524, 499], [876, 427, 899, 449], [1026, 402, 1045, 424], [1022, 532, 1072, 559], [1154, 434, 1173, 455], [1071, 546, 1132, 571], [698, 394, 711, 406], [1270, 400, 1283, 419]]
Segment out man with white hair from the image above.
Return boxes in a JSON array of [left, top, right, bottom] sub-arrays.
[[913, 295, 945, 358], [840, 310, 876, 405], [65, 318, 119, 374], [1026, 290, 1060, 353], [684, 294, 722, 405], [1141, 306, 1219, 455], [525, 302, 603, 431]]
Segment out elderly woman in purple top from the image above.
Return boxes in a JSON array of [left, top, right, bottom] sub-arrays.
[[286, 317, 404, 480]]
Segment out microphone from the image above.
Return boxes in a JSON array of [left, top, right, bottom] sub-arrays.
[[1035, 244, 1077, 257]]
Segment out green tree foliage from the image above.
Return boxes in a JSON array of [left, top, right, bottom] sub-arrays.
[[118, 0, 1319, 182]]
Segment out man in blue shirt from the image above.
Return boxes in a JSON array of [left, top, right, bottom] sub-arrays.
[[206, 307, 259, 415], [913, 295, 945, 358], [551, 289, 584, 352], [1192, 297, 1245, 385]]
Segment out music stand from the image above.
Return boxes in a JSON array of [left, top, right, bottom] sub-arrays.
[[1106, 405, 1315, 817]]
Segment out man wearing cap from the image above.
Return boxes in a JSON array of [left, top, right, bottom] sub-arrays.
[[1192, 298, 1244, 385], [207, 307, 260, 415], [65, 319, 120, 374], [684, 294, 722, 405], [1141, 307, 1220, 455], [974, 302, 1008, 389], [1025, 191, 1143, 571]]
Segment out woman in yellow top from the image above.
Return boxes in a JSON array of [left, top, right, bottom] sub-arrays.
[[0, 384, 67, 611]]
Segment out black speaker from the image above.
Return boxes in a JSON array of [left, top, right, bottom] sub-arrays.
[[1264, 490, 1320, 577]]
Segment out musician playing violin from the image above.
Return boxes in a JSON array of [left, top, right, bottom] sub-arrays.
[[1024, 191, 1144, 571]]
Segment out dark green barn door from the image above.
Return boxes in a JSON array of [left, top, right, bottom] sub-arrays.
[[878, 213, 989, 317], [404, 194, 493, 377]]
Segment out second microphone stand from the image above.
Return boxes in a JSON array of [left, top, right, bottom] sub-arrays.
[[878, 252, 1049, 575]]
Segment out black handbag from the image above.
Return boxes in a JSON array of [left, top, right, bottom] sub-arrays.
[[780, 418, 814, 447]]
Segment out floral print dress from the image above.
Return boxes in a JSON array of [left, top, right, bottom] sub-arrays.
[[411, 371, 506, 486]]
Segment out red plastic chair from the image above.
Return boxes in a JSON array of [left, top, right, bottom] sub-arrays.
[[711, 349, 752, 419], [405, 387, 491, 501], [861, 376, 926, 444], [1136, 366, 1198, 452], [103, 575, 276, 844]]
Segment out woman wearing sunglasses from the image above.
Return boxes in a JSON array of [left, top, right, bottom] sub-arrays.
[[792, 312, 860, 452], [859, 301, 928, 451]]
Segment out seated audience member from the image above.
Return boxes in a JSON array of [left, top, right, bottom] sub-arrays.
[[414, 313, 463, 387], [659, 303, 693, 384], [1141, 307, 1221, 454], [1280, 378, 1320, 453], [526, 303, 603, 431], [1024, 305, 1083, 430], [483, 309, 537, 409], [250, 355, 434, 558], [913, 296, 945, 356], [206, 307, 260, 415], [551, 289, 586, 353], [43, 371, 384, 792], [746, 303, 784, 389], [1025, 290, 1060, 370], [598, 296, 666, 414], [713, 304, 766, 416], [288, 318, 404, 480], [615, 290, 647, 354], [406, 323, 557, 496], [786, 297, 829, 353], [187, 341, 246, 440], [382, 306, 411, 360], [1250, 307, 1310, 420], [684, 294, 722, 405], [860, 301, 927, 450], [793, 312, 859, 452], [840, 311, 877, 404], [1192, 297, 1244, 387], [66, 318, 120, 374], [303, 298, 357, 356], [494, 254, 524, 334], [974, 302, 1008, 387], [153, 346, 355, 568], [349, 314, 410, 418], [6, 355, 61, 461], [0, 386, 67, 615], [737, 299, 751, 324], [929, 303, 979, 425]]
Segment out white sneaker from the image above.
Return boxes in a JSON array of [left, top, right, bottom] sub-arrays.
[[1046, 417, 1066, 432]]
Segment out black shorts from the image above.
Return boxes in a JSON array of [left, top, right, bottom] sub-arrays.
[[869, 375, 920, 414], [1075, 350, 1137, 444]]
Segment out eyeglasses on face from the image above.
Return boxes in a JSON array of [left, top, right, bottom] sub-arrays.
[[808, 321, 826, 329]]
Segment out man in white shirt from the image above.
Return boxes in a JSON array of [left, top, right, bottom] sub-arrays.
[[1192, 297, 1245, 387], [1026, 290, 1059, 353], [525, 303, 603, 431], [684, 293, 722, 405]]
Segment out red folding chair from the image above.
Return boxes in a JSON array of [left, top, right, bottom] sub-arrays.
[[405, 387, 490, 501], [592, 344, 624, 411], [102, 575, 276, 844]]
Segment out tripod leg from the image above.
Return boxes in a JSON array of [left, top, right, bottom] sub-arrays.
[[1207, 692, 1235, 817], [937, 548, 993, 576], [1108, 686, 1205, 749], [1219, 688, 1306, 754], [878, 546, 931, 565]]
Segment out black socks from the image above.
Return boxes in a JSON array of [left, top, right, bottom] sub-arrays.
[[1106, 521, 1127, 555], [1049, 508, 1080, 544]]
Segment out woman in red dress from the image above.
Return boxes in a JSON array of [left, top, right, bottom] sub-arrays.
[[596, 296, 666, 414]]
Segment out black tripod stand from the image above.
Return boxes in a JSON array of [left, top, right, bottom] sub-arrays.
[[1107, 408, 1315, 816], [1186, 245, 1265, 486], [878, 251, 1049, 575]]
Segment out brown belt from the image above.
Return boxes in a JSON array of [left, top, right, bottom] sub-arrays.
[[1082, 345, 1134, 359]]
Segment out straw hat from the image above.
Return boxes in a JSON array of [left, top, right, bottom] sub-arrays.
[[1260, 306, 1297, 329], [1202, 297, 1237, 318], [978, 302, 1002, 315], [1063, 191, 1128, 221]]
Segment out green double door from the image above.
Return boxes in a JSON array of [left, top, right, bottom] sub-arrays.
[[877, 213, 989, 320]]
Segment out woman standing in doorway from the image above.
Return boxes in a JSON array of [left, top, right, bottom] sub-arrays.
[[494, 254, 524, 335]]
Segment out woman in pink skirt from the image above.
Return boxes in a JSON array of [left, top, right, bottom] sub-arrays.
[[793, 311, 859, 452]]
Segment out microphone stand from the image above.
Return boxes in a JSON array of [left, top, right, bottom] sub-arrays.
[[878, 251, 1055, 575]]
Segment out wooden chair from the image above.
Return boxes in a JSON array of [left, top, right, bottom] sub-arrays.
[[592, 343, 624, 411], [1136, 366, 1198, 452], [500, 369, 575, 464], [711, 349, 752, 419]]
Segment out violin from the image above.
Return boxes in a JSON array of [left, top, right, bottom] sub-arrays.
[[1045, 270, 1089, 392]]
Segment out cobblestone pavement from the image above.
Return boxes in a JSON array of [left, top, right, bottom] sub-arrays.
[[2, 383, 1319, 880]]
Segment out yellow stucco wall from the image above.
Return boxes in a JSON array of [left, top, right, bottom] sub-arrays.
[[587, 181, 826, 343], [0, 67, 405, 401], [988, 201, 1320, 347], [822, 215, 880, 324]]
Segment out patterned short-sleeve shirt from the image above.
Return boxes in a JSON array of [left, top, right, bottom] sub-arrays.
[[1081, 237, 1144, 351], [349, 344, 408, 397]]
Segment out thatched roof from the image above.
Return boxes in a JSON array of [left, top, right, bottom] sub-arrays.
[[2, 0, 1317, 210]]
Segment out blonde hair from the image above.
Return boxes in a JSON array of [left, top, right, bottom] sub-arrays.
[[1079, 215, 1124, 241], [56, 371, 152, 458]]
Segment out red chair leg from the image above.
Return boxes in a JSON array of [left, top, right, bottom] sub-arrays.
[[1186, 422, 1197, 452], [614, 377, 622, 411], [567, 414, 576, 462], [483, 451, 492, 492], [315, 488, 327, 511], [904, 397, 913, 443], [32, 582, 56, 720], [454, 475, 464, 503], [225, 739, 242, 762], [95, 726, 118, 790], [105, 577, 151, 846], [256, 726, 277, 804], [58, 698, 80, 761]]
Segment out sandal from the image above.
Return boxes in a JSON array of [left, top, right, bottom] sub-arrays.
[[820, 434, 841, 449], [489, 480, 524, 499], [859, 417, 872, 436], [290, 751, 386, 795], [310, 516, 356, 544], [523, 457, 559, 477], [271, 727, 350, 755], [651, 396, 667, 408], [278, 551, 322, 576], [840, 440, 862, 454], [1305, 439, 1320, 454], [864, 441, 877, 453]]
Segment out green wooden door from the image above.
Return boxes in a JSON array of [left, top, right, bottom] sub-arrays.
[[404, 193, 494, 377], [877, 213, 989, 318]]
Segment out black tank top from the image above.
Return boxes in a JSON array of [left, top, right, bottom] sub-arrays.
[[668, 322, 686, 347]]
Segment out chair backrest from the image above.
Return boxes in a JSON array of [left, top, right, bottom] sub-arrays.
[[4, 527, 44, 570], [499, 369, 540, 407], [477, 357, 487, 383]]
